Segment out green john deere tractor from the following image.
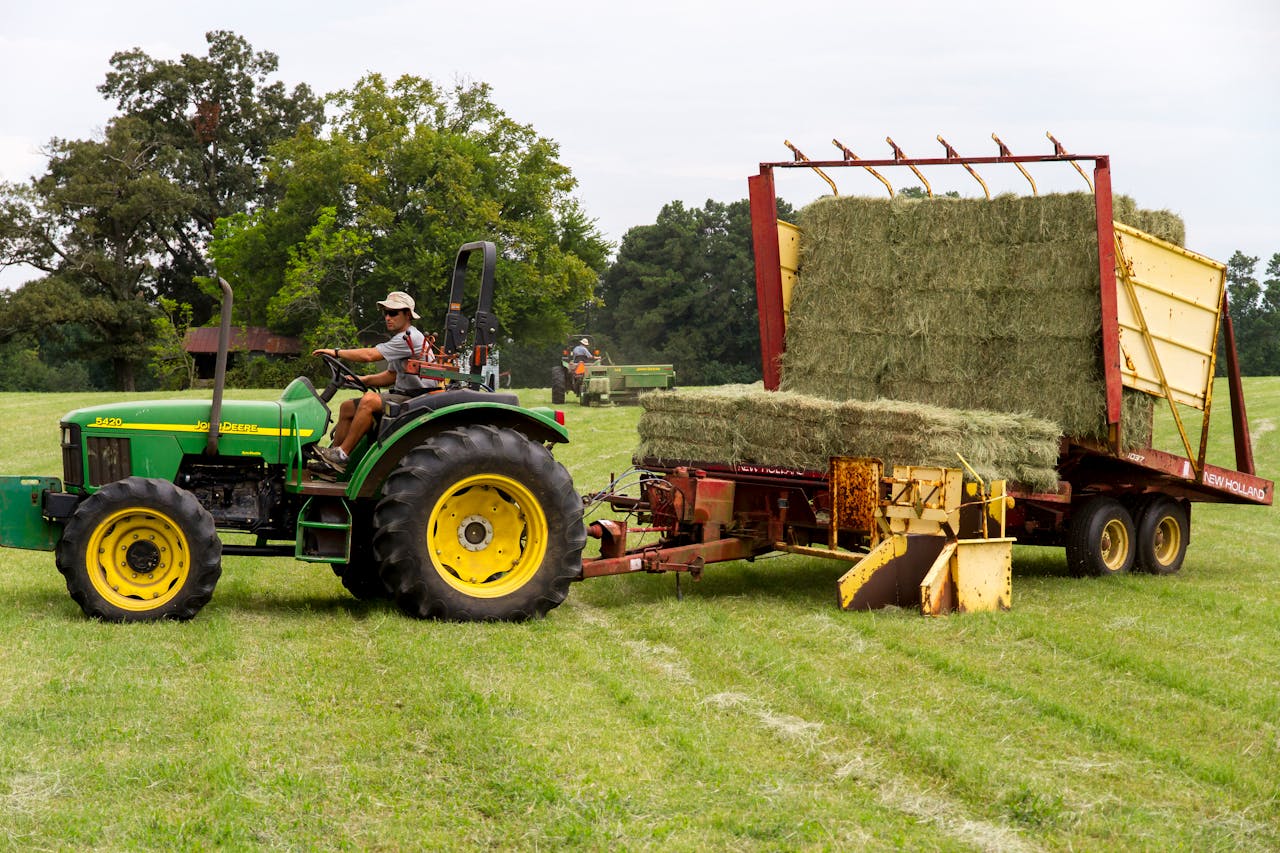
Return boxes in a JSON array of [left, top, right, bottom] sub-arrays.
[[0, 242, 586, 623]]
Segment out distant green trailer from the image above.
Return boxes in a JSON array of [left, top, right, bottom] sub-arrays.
[[579, 362, 676, 407], [551, 335, 675, 406]]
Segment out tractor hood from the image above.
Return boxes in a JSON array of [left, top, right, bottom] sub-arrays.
[[62, 379, 329, 476]]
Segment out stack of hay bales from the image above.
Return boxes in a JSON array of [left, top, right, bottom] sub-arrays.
[[780, 192, 1175, 446], [636, 384, 1062, 491], [635, 192, 1178, 486]]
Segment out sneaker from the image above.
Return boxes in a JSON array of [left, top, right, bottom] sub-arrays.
[[314, 446, 349, 473], [306, 458, 339, 480]]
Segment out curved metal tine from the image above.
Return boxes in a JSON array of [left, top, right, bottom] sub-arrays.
[[784, 139, 839, 196], [992, 133, 1038, 196], [937, 135, 990, 199], [1046, 131, 1093, 191], [832, 138, 894, 198], [886, 137, 932, 197]]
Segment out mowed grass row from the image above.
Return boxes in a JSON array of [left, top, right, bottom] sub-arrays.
[[0, 380, 1276, 849]]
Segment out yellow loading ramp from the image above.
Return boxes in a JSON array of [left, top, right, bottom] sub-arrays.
[[1113, 223, 1225, 466], [1114, 223, 1224, 409], [778, 459, 1013, 615]]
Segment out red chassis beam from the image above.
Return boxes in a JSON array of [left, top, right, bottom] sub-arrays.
[[580, 537, 759, 579]]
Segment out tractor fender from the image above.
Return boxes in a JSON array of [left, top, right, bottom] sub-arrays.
[[344, 402, 569, 499]]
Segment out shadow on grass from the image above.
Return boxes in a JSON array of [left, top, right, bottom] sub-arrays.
[[0, 583, 85, 621], [579, 555, 846, 611], [2, 577, 396, 624], [1012, 545, 1073, 578], [580, 544, 1080, 611], [211, 588, 395, 619]]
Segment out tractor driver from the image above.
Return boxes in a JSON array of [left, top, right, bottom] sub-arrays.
[[309, 291, 430, 474], [571, 338, 593, 363]]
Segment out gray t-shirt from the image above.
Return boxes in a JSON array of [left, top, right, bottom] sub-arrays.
[[376, 327, 429, 392]]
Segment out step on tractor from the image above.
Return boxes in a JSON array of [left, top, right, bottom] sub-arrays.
[[550, 335, 675, 407], [0, 242, 585, 623]]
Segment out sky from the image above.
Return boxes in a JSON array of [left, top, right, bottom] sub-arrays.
[[1, 0, 1277, 290]]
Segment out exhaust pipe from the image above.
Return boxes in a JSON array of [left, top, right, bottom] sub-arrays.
[[205, 277, 234, 456]]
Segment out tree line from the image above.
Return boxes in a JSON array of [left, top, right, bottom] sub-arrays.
[[1, 32, 1276, 392], [0, 31, 608, 392], [1224, 252, 1280, 376]]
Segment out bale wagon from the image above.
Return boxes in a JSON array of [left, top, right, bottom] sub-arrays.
[[578, 137, 1273, 613]]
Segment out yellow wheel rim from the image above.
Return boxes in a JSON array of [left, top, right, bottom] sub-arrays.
[[426, 474, 547, 598], [85, 507, 191, 611], [1100, 517, 1130, 571], [1152, 515, 1181, 566]]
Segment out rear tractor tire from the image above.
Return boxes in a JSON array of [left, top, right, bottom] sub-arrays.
[[1065, 496, 1135, 577], [55, 477, 222, 621], [550, 367, 566, 405], [373, 425, 585, 621], [1133, 495, 1189, 575]]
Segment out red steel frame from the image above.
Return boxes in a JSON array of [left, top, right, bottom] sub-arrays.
[[748, 149, 1271, 506]]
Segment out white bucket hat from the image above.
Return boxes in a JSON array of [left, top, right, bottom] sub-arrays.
[[378, 291, 420, 319]]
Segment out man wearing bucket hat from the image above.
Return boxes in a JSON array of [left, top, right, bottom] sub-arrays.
[[309, 290, 431, 474], [571, 338, 593, 363]]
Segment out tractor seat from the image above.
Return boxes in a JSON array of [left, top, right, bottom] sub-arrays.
[[378, 388, 520, 440]]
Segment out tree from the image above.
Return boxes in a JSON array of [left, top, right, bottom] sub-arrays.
[[148, 297, 198, 390], [0, 276, 107, 390], [1260, 253, 1280, 376], [98, 30, 324, 322], [1222, 250, 1280, 376], [0, 118, 193, 388], [899, 186, 960, 199], [211, 74, 608, 350], [594, 197, 794, 386], [0, 31, 323, 389]]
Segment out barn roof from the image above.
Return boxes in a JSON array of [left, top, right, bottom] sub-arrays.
[[183, 327, 301, 355]]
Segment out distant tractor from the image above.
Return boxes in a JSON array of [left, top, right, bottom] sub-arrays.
[[550, 335, 675, 406]]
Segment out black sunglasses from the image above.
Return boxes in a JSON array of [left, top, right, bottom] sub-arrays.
[[383, 308, 406, 317]]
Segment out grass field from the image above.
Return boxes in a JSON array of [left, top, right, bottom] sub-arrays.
[[0, 380, 1277, 850]]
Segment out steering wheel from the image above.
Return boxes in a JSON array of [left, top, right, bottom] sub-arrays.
[[318, 352, 371, 402]]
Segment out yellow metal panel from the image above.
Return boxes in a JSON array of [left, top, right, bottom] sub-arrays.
[[836, 534, 905, 609], [883, 465, 962, 536], [919, 541, 959, 615], [778, 220, 801, 324], [951, 538, 1013, 612], [1113, 223, 1225, 409]]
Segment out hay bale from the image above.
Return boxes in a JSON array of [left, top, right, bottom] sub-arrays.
[[780, 192, 1168, 447], [635, 385, 1062, 492]]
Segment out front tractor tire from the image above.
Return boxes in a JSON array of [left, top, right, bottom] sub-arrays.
[[373, 425, 585, 621], [55, 477, 222, 622]]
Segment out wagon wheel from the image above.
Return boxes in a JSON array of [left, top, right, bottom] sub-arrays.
[[1065, 496, 1135, 577], [1133, 495, 1189, 575], [373, 425, 585, 621], [55, 477, 222, 621]]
